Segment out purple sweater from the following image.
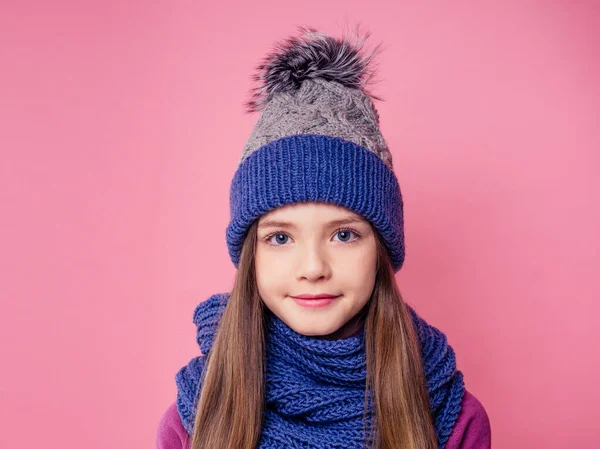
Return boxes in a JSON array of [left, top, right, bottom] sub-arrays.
[[156, 388, 491, 448]]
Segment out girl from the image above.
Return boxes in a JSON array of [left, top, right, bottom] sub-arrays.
[[157, 26, 491, 449]]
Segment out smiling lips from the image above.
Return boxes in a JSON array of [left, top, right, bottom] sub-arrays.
[[290, 294, 341, 308], [291, 293, 340, 299]]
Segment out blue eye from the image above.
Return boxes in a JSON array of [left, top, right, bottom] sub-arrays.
[[335, 229, 358, 243], [269, 233, 290, 245], [265, 228, 360, 246]]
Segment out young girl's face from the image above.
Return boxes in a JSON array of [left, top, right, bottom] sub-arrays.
[[255, 202, 377, 338]]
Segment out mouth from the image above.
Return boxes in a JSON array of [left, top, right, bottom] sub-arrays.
[[291, 293, 341, 299], [290, 295, 341, 308]]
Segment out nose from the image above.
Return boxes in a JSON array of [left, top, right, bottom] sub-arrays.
[[295, 244, 332, 281]]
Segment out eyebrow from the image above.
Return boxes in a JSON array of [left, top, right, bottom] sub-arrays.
[[258, 215, 367, 231]]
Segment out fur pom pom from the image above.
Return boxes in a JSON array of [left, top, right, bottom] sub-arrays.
[[244, 25, 384, 113]]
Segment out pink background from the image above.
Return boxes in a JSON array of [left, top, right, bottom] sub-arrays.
[[2, 1, 599, 448]]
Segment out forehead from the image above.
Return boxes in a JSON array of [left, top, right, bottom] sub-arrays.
[[258, 202, 367, 226]]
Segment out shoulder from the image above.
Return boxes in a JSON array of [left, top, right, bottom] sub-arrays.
[[445, 389, 492, 449], [156, 402, 190, 449]]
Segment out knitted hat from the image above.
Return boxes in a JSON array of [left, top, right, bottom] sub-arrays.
[[225, 26, 406, 272]]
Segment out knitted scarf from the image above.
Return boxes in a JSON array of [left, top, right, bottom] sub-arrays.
[[175, 293, 465, 449]]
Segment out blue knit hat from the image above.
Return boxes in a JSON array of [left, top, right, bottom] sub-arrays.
[[225, 26, 405, 272]]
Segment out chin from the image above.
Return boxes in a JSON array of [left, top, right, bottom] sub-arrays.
[[287, 320, 339, 337]]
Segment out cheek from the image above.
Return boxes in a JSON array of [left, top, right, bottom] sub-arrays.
[[334, 242, 377, 270], [338, 266, 376, 295], [333, 247, 377, 293], [255, 249, 288, 295], [256, 248, 282, 274]]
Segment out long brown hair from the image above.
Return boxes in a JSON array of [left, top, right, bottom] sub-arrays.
[[188, 218, 438, 449]]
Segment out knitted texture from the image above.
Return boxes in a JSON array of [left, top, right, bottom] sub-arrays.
[[175, 293, 465, 449], [239, 77, 393, 170], [225, 134, 405, 272]]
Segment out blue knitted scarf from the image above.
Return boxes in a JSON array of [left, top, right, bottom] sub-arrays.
[[175, 293, 465, 448]]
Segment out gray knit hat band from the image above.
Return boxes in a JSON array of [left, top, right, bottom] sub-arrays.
[[240, 77, 393, 169]]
